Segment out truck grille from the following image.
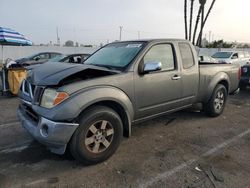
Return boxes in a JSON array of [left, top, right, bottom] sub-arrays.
[[33, 86, 45, 104], [21, 79, 34, 99], [20, 80, 44, 104], [21, 103, 39, 123]]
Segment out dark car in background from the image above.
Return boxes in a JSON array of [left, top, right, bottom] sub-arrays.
[[48, 53, 90, 64], [15, 52, 62, 66], [26, 53, 91, 70], [239, 64, 250, 89]]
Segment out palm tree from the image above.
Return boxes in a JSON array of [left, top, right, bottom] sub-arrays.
[[189, 0, 195, 41], [196, 0, 207, 46], [192, 6, 202, 44], [184, 0, 188, 40], [196, 0, 217, 46]]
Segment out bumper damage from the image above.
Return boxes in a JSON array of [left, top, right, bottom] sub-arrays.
[[17, 106, 79, 154]]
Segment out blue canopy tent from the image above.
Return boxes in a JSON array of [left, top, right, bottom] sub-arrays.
[[0, 27, 32, 94]]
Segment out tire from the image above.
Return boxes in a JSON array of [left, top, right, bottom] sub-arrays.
[[204, 84, 227, 117], [70, 105, 123, 165]]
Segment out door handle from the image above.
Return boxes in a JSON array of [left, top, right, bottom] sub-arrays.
[[172, 75, 181, 80]]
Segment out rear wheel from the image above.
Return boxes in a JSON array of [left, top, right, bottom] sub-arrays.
[[70, 105, 123, 165], [204, 84, 227, 117]]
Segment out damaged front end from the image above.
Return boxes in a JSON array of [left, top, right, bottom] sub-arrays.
[[58, 68, 118, 86], [17, 63, 120, 154], [26, 62, 119, 86]]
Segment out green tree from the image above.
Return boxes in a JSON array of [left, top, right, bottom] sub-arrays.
[[243, 44, 250, 48], [206, 40, 233, 48], [64, 40, 74, 47]]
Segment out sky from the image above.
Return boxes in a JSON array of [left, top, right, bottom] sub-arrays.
[[0, 0, 250, 45]]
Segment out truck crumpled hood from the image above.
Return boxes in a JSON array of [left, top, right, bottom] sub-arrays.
[[26, 62, 118, 86]]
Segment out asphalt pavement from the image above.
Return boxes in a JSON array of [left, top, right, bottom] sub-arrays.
[[0, 90, 250, 188]]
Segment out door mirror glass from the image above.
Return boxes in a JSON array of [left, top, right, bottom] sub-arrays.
[[143, 61, 162, 74]]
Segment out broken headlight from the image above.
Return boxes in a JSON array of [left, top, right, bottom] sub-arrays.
[[40, 88, 69, 109]]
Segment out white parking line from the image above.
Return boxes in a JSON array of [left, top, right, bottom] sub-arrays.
[[139, 128, 250, 188], [0, 140, 33, 153], [0, 121, 19, 128], [0, 145, 29, 154], [24, 179, 47, 187]]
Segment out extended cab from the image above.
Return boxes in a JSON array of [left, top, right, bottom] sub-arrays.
[[17, 39, 240, 164]]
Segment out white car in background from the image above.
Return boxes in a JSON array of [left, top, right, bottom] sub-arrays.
[[212, 51, 250, 66], [199, 55, 219, 63]]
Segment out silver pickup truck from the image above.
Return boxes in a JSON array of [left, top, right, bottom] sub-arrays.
[[17, 39, 240, 164]]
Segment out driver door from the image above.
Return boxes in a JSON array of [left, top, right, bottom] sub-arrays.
[[134, 43, 182, 119]]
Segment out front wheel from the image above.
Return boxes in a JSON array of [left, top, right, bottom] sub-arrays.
[[70, 105, 123, 165], [204, 84, 227, 117]]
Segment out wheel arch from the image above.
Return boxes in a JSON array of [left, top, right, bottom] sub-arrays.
[[78, 100, 132, 138], [71, 86, 134, 138], [206, 79, 229, 103], [203, 72, 230, 103], [217, 80, 229, 93]]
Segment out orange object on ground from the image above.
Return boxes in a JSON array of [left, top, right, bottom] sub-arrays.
[[8, 68, 27, 95]]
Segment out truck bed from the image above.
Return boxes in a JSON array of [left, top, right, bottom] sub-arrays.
[[198, 63, 240, 102]]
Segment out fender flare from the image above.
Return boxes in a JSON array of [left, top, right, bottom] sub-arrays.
[[203, 72, 230, 103], [38, 86, 135, 137]]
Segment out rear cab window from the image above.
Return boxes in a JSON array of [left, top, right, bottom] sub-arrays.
[[179, 43, 195, 69]]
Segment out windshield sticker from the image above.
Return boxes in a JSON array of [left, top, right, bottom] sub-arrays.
[[126, 44, 142, 48]]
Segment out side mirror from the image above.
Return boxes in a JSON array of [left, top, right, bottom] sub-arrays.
[[231, 56, 238, 59], [142, 61, 162, 74]]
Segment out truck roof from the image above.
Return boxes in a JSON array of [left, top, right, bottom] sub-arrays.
[[114, 38, 189, 43]]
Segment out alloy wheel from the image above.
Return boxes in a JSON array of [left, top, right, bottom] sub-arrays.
[[85, 120, 114, 154], [214, 90, 224, 111]]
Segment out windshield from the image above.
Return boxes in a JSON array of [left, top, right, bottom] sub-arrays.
[[48, 54, 66, 62], [84, 42, 145, 69], [212, 52, 233, 59], [23, 53, 39, 60]]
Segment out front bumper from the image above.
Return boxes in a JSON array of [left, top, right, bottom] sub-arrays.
[[17, 106, 79, 154]]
